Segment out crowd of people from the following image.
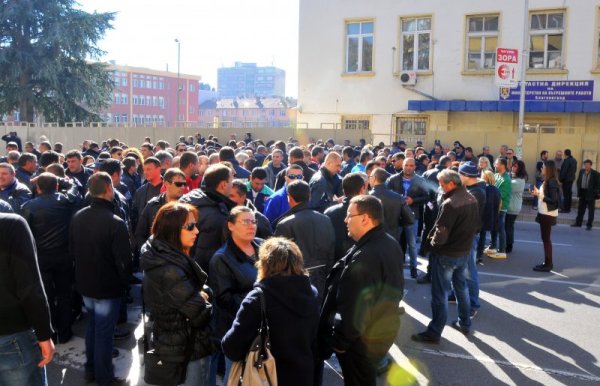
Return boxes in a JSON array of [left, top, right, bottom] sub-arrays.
[[1, 129, 599, 386]]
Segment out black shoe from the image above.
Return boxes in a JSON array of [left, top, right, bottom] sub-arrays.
[[112, 348, 119, 358], [559, 209, 570, 213], [84, 373, 95, 383], [476, 258, 484, 266], [451, 320, 470, 335], [586, 225, 592, 231], [470, 309, 479, 319], [416, 273, 431, 284], [113, 328, 131, 340], [108, 377, 129, 386], [411, 331, 440, 344], [533, 263, 553, 272], [57, 331, 73, 344], [410, 268, 418, 279], [571, 223, 581, 227]]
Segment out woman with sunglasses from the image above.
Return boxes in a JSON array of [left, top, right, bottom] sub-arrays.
[[141, 202, 214, 385], [208, 206, 263, 383]]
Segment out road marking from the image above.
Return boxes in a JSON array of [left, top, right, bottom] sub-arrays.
[[413, 347, 600, 382], [514, 239, 572, 247], [479, 272, 600, 289]]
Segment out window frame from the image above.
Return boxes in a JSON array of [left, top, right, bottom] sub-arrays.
[[528, 10, 566, 70], [344, 19, 375, 74], [394, 115, 429, 141], [400, 16, 432, 72], [342, 115, 371, 131], [464, 14, 500, 72]]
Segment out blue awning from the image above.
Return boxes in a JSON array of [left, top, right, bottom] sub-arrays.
[[407, 100, 600, 113]]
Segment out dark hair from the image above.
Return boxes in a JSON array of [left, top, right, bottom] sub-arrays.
[[359, 150, 373, 163], [66, 150, 82, 160], [365, 160, 378, 174], [311, 146, 323, 158], [151, 202, 198, 254], [36, 172, 58, 194], [18, 153, 36, 167], [45, 163, 65, 177], [392, 152, 406, 160], [232, 179, 248, 195], [289, 147, 304, 160], [287, 180, 310, 203], [143, 156, 161, 168], [564, 149, 572, 157], [164, 168, 186, 182], [256, 237, 306, 281], [180, 151, 198, 170], [371, 167, 390, 184], [122, 157, 137, 170], [39, 151, 60, 168], [513, 160, 528, 180], [155, 150, 173, 165], [141, 142, 153, 151], [540, 150, 548, 158], [218, 146, 235, 161], [109, 146, 122, 155], [88, 172, 112, 197], [99, 159, 122, 177], [251, 167, 267, 180], [228, 205, 253, 223], [342, 146, 354, 158], [437, 169, 463, 186], [495, 157, 508, 168], [543, 160, 560, 193], [349, 195, 383, 225], [203, 163, 232, 191], [342, 172, 366, 197], [584, 159, 593, 165], [438, 155, 451, 167]]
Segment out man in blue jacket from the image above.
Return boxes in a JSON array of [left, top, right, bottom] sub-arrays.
[[264, 164, 304, 226]]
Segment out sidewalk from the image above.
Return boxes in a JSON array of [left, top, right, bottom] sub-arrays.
[[518, 195, 599, 227]]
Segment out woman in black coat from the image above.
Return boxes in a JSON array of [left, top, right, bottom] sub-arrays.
[[208, 206, 262, 382], [141, 202, 215, 386], [222, 237, 319, 386], [531, 160, 560, 272]]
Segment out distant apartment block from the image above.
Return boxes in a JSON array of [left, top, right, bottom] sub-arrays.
[[198, 97, 296, 128], [218, 62, 285, 98], [107, 63, 201, 127]]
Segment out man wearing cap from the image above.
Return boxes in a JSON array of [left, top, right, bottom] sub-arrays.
[[457, 162, 486, 318], [412, 169, 479, 343]]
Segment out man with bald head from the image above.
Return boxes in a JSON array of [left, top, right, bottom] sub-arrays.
[[309, 151, 343, 212]]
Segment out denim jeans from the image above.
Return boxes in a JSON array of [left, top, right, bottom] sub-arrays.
[[491, 211, 507, 252], [83, 296, 122, 386], [181, 356, 210, 386], [466, 234, 480, 310], [0, 330, 47, 386], [208, 352, 232, 386], [427, 253, 471, 337], [402, 224, 418, 269]]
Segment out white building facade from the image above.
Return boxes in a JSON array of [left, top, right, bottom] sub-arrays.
[[298, 0, 600, 164]]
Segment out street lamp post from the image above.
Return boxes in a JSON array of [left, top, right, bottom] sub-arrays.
[[175, 38, 181, 128]]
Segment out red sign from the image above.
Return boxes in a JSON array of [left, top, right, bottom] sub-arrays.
[[495, 48, 519, 88]]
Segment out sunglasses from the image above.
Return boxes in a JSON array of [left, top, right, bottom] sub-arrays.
[[169, 181, 187, 187], [182, 223, 196, 231], [287, 174, 303, 180]]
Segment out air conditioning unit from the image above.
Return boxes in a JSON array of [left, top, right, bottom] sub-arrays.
[[400, 71, 417, 86]]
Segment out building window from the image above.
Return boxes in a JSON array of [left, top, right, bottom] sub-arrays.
[[466, 15, 499, 70], [121, 93, 127, 104], [189, 83, 195, 92], [189, 106, 194, 114], [529, 11, 564, 69], [343, 116, 370, 130], [153, 81, 158, 89], [121, 114, 127, 123], [159, 97, 164, 108], [159, 81, 164, 89], [139, 96, 145, 106], [401, 17, 431, 71], [152, 96, 158, 106], [132, 95, 138, 105], [396, 116, 427, 138], [114, 93, 120, 104], [345, 21, 374, 73], [146, 80, 152, 88], [132, 79, 138, 87]]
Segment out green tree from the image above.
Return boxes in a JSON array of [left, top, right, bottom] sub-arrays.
[[0, 0, 115, 124]]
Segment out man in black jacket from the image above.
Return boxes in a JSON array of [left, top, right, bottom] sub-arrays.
[[369, 167, 414, 275], [309, 152, 343, 212], [180, 163, 236, 271], [325, 172, 367, 262], [0, 162, 32, 212], [21, 173, 81, 343], [572, 159, 600, 230], [319, 195, 404, 386], [559, 148, 577, 213], [275, 180, 335, 300], [0, 213, 55, 384], [273, 146, 315, 191], [70, 172, 131, 385], [412, 169, 479, 343]]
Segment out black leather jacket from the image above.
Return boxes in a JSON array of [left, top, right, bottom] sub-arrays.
[[141, 238, 215, 362], [370, 184, 414, 241], [22, 179, 81, 255]]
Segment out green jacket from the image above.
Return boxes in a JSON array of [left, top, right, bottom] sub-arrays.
[[495, 171, 511, 212]]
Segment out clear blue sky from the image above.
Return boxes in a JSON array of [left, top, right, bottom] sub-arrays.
[[79, 0, 299, 97]]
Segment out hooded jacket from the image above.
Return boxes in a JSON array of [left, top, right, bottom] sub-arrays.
[[141, 238, 215, 362], [222, 276, 319, 386], [180, 189, 236, 270]]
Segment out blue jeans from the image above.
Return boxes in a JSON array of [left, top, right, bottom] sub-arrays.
[[0, 330, 46, 386], [403, 224, 418, 269], [181, 356, 209, 386], [427, 254, 471, 337], [467, 234, 480, 310], [491, 211, 507, 252], [83, 296, 121, 386]]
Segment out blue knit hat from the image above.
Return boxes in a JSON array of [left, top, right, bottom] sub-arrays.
[[458, 161, 479, 177]]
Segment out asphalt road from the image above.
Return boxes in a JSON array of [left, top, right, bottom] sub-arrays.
[[47, 220, 600, 386]]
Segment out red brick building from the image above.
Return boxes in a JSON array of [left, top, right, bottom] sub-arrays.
[[107, 63, 201, 127]]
